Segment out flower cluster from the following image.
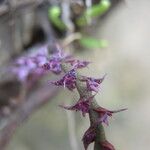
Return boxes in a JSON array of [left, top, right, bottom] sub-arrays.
[[12, 46, 48, 82], [12, 45, 70, 82], [12, 56, 45, 82], [12, 44, 126, 150], [42, 45, 70, 74]]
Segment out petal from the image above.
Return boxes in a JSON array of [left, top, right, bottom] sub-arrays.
[[100, 113, 109, 126], [94, 107, 127, 125]]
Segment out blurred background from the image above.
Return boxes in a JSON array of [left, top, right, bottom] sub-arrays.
[[0, 0, 150, 150]]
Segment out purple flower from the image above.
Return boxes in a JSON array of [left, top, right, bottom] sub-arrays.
[[94, 107, 127, 126], [66, 59, 90, 69], [49, 60, 61, 74], [16, 57, 36, 68], [12, 57, 37, 81], [12, 53, 47, 82], [82, 126, 96, 150], [12, 44, 72, 82], [30, 54, 48, 66], [81, 75, 106, 92], [50, 44, 71, 61], [59, 95, 95, 116], [29, 45, 49, 66], [12, 66, 30, 81], [50, 69, 77, 90], [42, 60, 61, 74], [42, 62, 51, 70], [42, 45, 71, 74]]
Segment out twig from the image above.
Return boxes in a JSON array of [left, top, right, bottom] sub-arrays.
[[0, 0, 46, 16], [62, 32, 82, 48]]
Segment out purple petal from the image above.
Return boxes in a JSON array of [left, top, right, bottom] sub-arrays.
[[100, 113, 109, 126], [94, 107, 127, 125], [50, 69, 77, 90], [66, 59, 90, 69], [59, 95, 95, 116], [80, 75, 106, 92]]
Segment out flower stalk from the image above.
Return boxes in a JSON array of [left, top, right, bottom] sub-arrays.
[[61, 63, 112, 150]]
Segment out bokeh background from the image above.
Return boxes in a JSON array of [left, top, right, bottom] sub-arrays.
[[4, 0, 150, 150]]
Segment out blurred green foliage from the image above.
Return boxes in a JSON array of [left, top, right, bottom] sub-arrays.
[[48, 6, 66, 30], [76, 0, 111, 26], [79, 37, 108, 48]]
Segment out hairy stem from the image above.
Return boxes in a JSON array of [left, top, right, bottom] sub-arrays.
[[61, 63, 106, 150]]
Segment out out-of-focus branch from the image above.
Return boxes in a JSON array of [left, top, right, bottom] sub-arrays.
[[0, 0, 46, 16], [0, 84, 59, 150]]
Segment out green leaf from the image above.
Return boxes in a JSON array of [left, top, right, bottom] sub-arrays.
[[48, 6, 66, 30], [86, 0, 111, 18], [76, 0, 111, 27], [79, 37, 108, 49]]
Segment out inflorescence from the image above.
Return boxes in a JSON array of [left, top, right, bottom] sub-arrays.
[[11, 44, 126, 150]]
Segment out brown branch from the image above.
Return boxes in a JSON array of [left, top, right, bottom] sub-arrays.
[[0, 84, 59, 150]]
